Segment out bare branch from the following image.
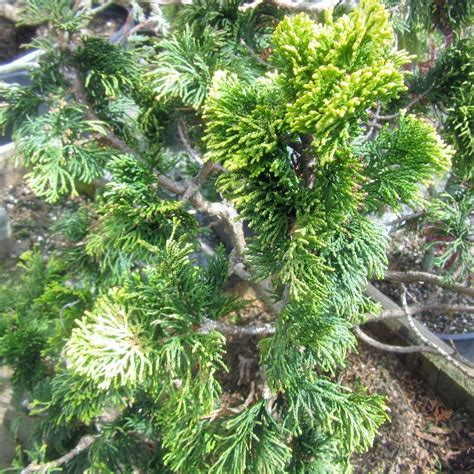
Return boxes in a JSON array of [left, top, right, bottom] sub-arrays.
[[177, 119, 203, 165], [354, 325, 437, 354], [89, 0, 116, 15], [240, 0, 339, 12], [181, 160, 220, 202], [365, 303, 474, 322], [410, 303, 474, 314], [386, 211, 426, 228], [198, 318, 275, 337], [0, 142, 15, 162], [0, 50, 43, 76], [0, 3, 19, 22], [21, 435, 97, 474], [372, 88, 433, 121], [381, 270, 474, 297], [232, 262, 282, 316]]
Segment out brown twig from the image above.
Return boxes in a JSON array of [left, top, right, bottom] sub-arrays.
[[373, 88, 433, 121], [240, 39, 269, 67]]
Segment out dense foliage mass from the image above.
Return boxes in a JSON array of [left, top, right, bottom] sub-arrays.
[[0, 0, 460, 472]]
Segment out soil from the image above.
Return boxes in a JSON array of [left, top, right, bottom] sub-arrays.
[[1, 178, 66, 261], [376, 230, 473, 335], [347, 347, 473, 473]]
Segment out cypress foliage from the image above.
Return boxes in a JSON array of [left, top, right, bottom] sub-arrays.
[[0, 0, 454, 471]]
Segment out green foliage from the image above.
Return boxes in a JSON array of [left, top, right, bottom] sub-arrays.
[[0, 251, 90, 388], [76, 37, 140, 100], [20, 0, 87, 32], [175, 0, 282, 49], [204, 0, 448, 304], [363, 113, 452, 212], [75, 37, 146, 148], [66, 289, 153, 390], [212, 402, 291, 474], [83, 155, 198, 285], [148, 27, 230, 108], [148, 26, 257, 108], [1, 0, 459, 472], [424, 189, 473, 282], [0, 85, 42, 135], [412, 36, 473, 181], [284, 379, 389, 454], [15, 105, 113, 202], [200, 2, 448, 469], [390, 0, 473, 34], [147, 0, 282, 109]]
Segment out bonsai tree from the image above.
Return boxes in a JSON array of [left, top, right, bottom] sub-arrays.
[[0, 0, 453, 471]]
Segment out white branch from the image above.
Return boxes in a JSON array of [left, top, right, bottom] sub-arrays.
[[198, 318, 275, 337], [0, 50, 43, 77], [240, 0, 339, 12]]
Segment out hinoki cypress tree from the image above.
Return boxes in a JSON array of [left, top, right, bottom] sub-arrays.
[[0, 0, 453, 471]]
